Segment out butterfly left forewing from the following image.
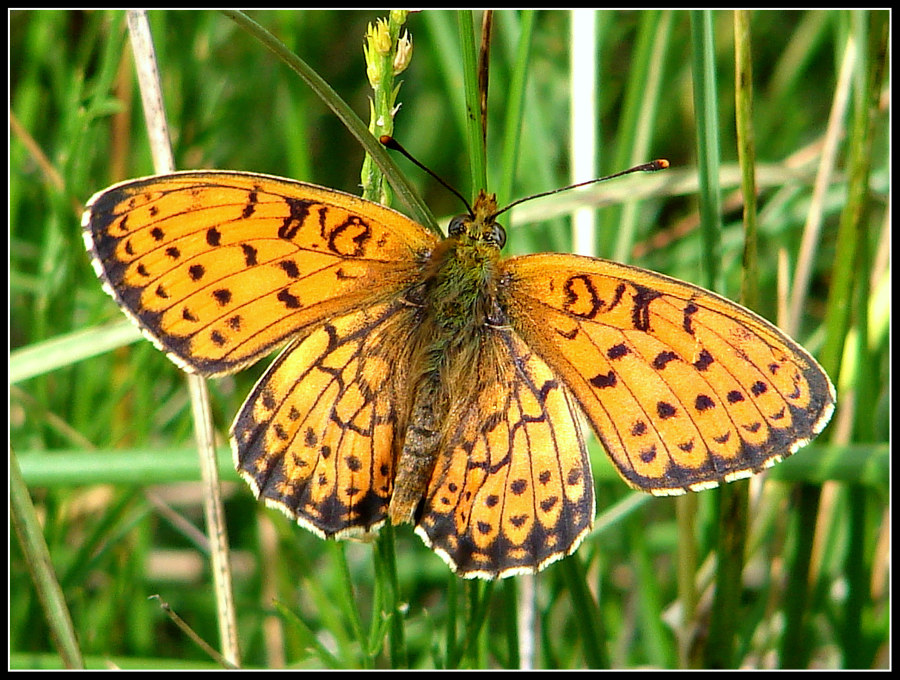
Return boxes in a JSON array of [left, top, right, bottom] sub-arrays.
[[502, 253, 835, 495], [83, 170, 437, 377], [415, 327, 594, 578]]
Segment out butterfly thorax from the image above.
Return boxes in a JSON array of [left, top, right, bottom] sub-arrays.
[[388, 191, 508, 524], [424, 191, 504, 337]]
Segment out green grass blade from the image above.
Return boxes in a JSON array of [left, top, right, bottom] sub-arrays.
[[10, 451, 85, 669], [221, 9, 438, 233]]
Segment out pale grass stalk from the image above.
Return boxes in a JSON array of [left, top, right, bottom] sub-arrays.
[[125, 10, 241, 667]]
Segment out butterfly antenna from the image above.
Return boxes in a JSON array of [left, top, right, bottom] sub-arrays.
[[380, 135, 475, 215], [491, 159, 669, 220]]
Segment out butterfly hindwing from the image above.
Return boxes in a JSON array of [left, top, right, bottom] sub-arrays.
[[82, 170, 437, 377], [231, 300, 419, 538], [415, 327, 595, 578], [501, 253, 835, 495]]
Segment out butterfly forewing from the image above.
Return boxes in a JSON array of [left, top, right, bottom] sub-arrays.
[[82, 171, 438, 377], [501, 253, 835, 495]]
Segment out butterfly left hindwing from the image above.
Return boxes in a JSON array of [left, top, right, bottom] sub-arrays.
[[232, 299, 420, 538]]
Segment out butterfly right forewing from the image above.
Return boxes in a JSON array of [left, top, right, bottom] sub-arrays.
[[501, 252, 835, 496]]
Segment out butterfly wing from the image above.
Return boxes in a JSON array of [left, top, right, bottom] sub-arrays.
[[501, 253, 835, 495], [231, 299, 419, 537], [415, 327, 594, 578], [82, 170, 438, 377]]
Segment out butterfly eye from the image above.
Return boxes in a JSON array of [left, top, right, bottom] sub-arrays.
[[489, 221, 507, 249], [448, 215, 468, 237]]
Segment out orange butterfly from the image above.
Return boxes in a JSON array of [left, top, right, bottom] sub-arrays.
[[83, 169, 835, 579]]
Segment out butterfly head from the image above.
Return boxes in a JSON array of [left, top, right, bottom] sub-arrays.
[[447, 189, 507, 250]]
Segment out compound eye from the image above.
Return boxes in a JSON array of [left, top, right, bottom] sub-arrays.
[[448, 215, 468, 237], [490, 222, 507, 249]]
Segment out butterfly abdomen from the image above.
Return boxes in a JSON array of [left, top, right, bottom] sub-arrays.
[[388, 226, 504, 524]]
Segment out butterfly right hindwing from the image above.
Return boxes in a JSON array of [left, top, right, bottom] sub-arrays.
[[415, 325, 594, 579]]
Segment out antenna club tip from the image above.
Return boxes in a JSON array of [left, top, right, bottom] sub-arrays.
[[653, 159, 670, 170], [379, 134, 397, 147]]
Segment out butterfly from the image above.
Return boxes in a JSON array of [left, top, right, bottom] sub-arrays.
[[82, 169, 835, 579]]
